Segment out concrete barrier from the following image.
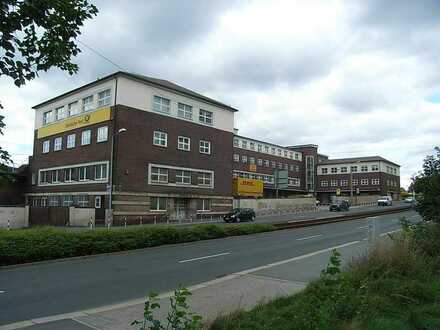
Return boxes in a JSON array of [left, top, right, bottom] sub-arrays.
[[69, 207, 95, 227], [234, 197, 316, 216], [0, 206, 28, 229]]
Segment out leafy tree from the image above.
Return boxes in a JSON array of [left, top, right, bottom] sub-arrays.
[[414, 147, 440, 223], [0, 0, 98, 179]]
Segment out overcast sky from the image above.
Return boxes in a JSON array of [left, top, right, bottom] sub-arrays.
[[1, 0, 439, 188]]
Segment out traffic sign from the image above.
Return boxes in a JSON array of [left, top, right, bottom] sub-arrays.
[[275, 169, 288, 189]]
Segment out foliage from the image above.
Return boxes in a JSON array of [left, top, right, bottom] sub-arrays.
[[413, 146, 440, 223], [0, 223, 275, 266], [132, 286, 202, 330]]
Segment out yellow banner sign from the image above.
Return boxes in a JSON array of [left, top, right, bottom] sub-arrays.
[[233, 178, 263, 197], [249, 164, 257, 172], [37, 107, 111, 139]]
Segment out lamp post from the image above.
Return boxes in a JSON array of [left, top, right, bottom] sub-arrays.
[[350, 161, 361, 205], [108, 127, 127, 221]]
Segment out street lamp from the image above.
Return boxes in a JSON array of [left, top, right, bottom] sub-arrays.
[[350, 161, 361, 205], [108, 127, 127, 221]]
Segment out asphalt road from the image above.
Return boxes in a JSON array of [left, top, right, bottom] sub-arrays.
[[0, 209, 420, 325]]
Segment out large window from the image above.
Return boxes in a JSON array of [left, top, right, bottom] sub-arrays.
[[65, 168, 73, 182], [242, 155, 247, 163], [341, 180, 348, 186], [361, 179, 369, 185], [52, 170, 60, 183], [340, 167, 347, 173], [331, 180, 338, 187], [153, 131, 167, 147], [233, 154, 239, 162], [150, 197, 167, 211], [178, 136, 190, 151], [68, 101, 79, 117], [178, 103, 193, 120], [151, 167, 168, 183], [321, 168, 328, 174], [82, 95, 94, 112], [55, 106, 66, 121], [67, 134, 75, 149], [48, 196, 59, 207], [331, 167, 338, 173], [372, 165, 379, 171], [43, 111, 53, 125], [79, 166, 88, 181], [97, 89, 111, 107], [197, 199, 211, 211], [62, 195, 74, 207], [233, 138, 239, 147], [78, 195, 89, 207], [372, 178, 380, 185], [361, 165, 368, 172], [198, 172, 212, 186], [199, 109, 213, 125], [352, 179, 358, 186], [81, 130, 91, 145], [199, 140, 211, 154], [97, 126, 108, 142], [95, 164, 107, 180], [54, 137, 62, 151], [351, 166, 358, 172], [43, 140, 50, 153], [176, 170, 191, 184], [153, 95, 170, 113], [321, 180, 328, 187]]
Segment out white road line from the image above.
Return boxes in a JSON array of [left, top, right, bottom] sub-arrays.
[[380, 229, 401, 237], [178, 252, 231, 263], [366, 216, 378, 219], [296, 234, 322, 241], [358, 226, 368, 229], [0, 290, 5, 294]]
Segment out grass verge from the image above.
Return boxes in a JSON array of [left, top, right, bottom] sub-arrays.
[[0, 223, 275, 266], [210, 221, 440, 329]]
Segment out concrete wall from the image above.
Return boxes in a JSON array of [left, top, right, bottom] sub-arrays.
[[234, 197, 315, 214], [69, 207, 95, 227], [0, 206, 28, 228]]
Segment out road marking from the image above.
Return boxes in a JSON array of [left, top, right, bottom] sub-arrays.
[[366, 216, 378, 219], [0, 290, 5, 294], [358, 226, 368, 229], [296, 234, 322, 241], [178, 252, 231, 263], [380, 229, 401, 237]]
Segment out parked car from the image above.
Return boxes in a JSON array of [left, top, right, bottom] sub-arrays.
[[378, 196, 393, 206], [329, 200, 350, 212], [404, 197, 415, 203], [223, 208, 256, 223]]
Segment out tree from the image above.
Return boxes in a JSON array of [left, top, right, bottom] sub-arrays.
[[414, 147, 440, 223], [0, 0, 98, 178]]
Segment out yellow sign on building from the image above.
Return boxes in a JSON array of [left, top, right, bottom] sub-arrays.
[[249, 164, 257, 172], [233, 178, 263, 197], [37, 107, 111, 139]]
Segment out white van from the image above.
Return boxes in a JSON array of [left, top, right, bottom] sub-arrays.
[[377, 196, 393, 206]]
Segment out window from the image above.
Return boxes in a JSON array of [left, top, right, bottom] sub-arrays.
[[233, 154, 239, 162], [95, 196, 101, 208], [151, 197, 167, 211], [289, 152, 293, 159], [41, 197, 47, 207], [199, 140, 211, 154], [278, 163, 283, 169], [258, 144, 262, 152], [65, 168, 73, 182], [271, 147, 276, 154], [198, 172, 212, 186], [63, 195, 74, 207], [284, 164, 288, 170], [340, 167, 347, 173], [178, 136, 190, 151], [199, 109, 213, 125], [54, 137, 62, 151], [249, 157, 255, 165], [79, 166, 88, 181], [361, 165, 368, 172], [55, 106, 66, 121], [43, 140, 50, 153], [372, 178, 380, 185], [277, 149, 282, 156], [271, 161, 276, 168], [178, 103, 193, 120], [372, 165, 379, 171], [40, 171, 49, 184], [151, 167, 168, 183], [242, 155, 247, 163], [233, 138, 239, 147], [321, 180, 328, 187], [295, 165, 300, 172], [331, 167, 338, 173], [97, 89, 111, 107], [361, 179, 369, 185], [264, 146, 269, 153], [31, 173, 36, 185], [52, 170, 61, 183], [331, 180, 338, 187], [241, 140, 248, 149], [153, 95, 171, 113], [82, 95, 94, 112], [284, 150, 288, 157], [250, 142, 255, 150], [95, 164, 107, 180], [257, 159, 263, 166], [67, 134, 75, 148], [176, 170, 191, 184], [68, 101, 79, 117], [81, 130, 91, 145], [289, 165, 294, 171], [264, 160, 270, 167], [321, 168, 328, 174], [43, 111, 53, 125], [153, 131, 167, 147], [341, 180, 348, 186], [97, 126, 108, 142], [78, 195, 89, 207], [352, 179, 358, 186], [197, 199, 211, 211], [48, 195, 59, 207], [295, 153, 299, 160]]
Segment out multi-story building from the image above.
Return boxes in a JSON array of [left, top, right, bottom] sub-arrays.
[[26, 72, 237, 224], [316, 156, 401, 203]]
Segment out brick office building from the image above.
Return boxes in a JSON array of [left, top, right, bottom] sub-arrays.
[[26, 72, 236, 223], [316, 156, 401, 203]]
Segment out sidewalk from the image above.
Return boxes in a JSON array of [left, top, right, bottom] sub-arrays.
[[8, 239, 372, 330]]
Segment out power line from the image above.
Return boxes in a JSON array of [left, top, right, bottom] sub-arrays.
[[77, 39, 127, 72]]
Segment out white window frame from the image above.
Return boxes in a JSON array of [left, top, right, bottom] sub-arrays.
[[361, 179, 369, 185], [352, 179, 358, 186], [331, 167, 338, 173], [372, 165, 379, 172], [150, 197, 167, 211], [68, 101, 79, 117], [361, 165, 368, 172], [153, 131, 167, 147], [233, 154, 239, 162], [81, 130, 91, 146], [340, 167, 347, 173], [197, 199, 211, 211], [63, 195, 74, 207], [242, 155, 247, 163], [176, 170, 191, 184], [153, 95, 170, 114], [321, 168, 328, 174], [97, 126, 108, 143], [257, 159, 263, 166], [264, 160, 270, 167], [54, 137, 62, 151], [65, 168, 73, 182], [42, 140, 50, 153], [198, 172, 212, 186], [55, 106, 66, 121], [321, 180, 328, 187], [233, 138, 239, 147], [78, 166, 88, 181], [331, 180, 338, 187], [178, 136, 190, 151], [43, 110, 53, 125], [372, 178, 380, 185], [177, 103, 193, 120], [199, 109, 213, 125], [95, 164, 108, 181], [82, 95, 94, 112], [341, 180, 348, 186], [199, 140, 211, 154], [97, 89, 111, 108], [67, 134, 75, 149], [151, 167, 168, 183], [78, 195, 89, 207]]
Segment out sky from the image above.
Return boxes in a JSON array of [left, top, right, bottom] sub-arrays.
[[1, 0, 440, 188]]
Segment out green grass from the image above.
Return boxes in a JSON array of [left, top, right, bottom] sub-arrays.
[[0, 223, 275, 266], [210, 222, 440, 330]]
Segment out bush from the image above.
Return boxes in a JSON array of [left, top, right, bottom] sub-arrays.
[[0, 223, 275, 266]]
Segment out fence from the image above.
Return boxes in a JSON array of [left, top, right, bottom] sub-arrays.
[[0, 206, 28, 229], [113, 213, 226, 227]]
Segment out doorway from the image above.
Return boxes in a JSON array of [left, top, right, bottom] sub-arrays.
[[175, 198, 188, 220]]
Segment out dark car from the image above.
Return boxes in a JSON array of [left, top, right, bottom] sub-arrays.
[[329, 200, 350, 212], [223, 208, 256, 223]]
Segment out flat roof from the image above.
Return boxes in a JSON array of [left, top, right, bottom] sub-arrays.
[[319, 156, 400, 167], [234, 135, 303, 153], [32, 71, 239, 112]]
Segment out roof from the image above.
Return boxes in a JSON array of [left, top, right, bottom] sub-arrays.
[[234, 134, 302, 153], [287, 144, 319, 149], [32, 71, 239, 112], [319, 156, 400, 167]]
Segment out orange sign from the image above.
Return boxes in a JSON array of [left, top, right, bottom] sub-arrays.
[[249, 164, 257, 172], [233, 178, 263, 197]]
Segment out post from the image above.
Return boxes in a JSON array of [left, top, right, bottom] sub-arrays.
[[367, 217, 377, 253], [350, 169, 353, 204], [139, 216, 142, 226], [124, 216, 127, 228], [7, 219, 10, 231]]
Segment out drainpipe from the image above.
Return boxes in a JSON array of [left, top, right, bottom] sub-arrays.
[[108, 76, 118, 220]]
